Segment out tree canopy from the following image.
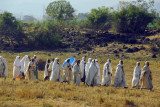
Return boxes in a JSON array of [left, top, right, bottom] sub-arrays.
[[46, 0, 75, 21], [112, 0, 156, 33], [87, 6, 112, 29], [0, 12, 25, 48]]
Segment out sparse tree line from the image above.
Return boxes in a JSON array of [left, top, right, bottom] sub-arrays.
[[0, 0, 159, 50]]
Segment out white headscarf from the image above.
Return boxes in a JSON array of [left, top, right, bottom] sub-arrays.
[[50, 58, 61, 81], [14, 56, 21, 67], [86, 60, 98, 86], [95, 59, 101, 85], [80, 56, 86, 78], [20, 55, 28, 72]]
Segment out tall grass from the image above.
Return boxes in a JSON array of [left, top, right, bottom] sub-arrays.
[[0, 51, 160, 106]]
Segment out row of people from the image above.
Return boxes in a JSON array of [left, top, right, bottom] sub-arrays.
[[44, 56, 153, 91], [0, 55, 153, 91]]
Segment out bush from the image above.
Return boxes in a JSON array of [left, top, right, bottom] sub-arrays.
[[87, 6, 112, 30], [112, 0, 156, 34], [28, 21, 62, 49]]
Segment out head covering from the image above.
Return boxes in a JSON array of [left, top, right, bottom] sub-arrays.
[[119, 60, 123, 65], [82, 56, 85, 61], [136, 62, 140, 66], [95, 59, 98, 62], [54, 58, 59, 63], [20, 55, 28, 64], [88, 58, 92, 63], [0, 56, 3, 61], [145, 61, 149, 66], [107, 59, 111, 63], [34, 55, 37, 59], [14, 56, 21, 66]]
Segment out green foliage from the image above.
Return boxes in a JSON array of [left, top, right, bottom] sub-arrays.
[[87, 6, 112, 29], [0, 12, 25, 47], [112, 0, 156, 33], [46, 0, 75, 21], [28, 21, 62, 49]]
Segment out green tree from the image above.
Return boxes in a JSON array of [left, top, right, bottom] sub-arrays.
[[112, 0, 156, 33], [87, 6, 112, 29], [0, 12, 25, 48], [46, 0, 75, 21]]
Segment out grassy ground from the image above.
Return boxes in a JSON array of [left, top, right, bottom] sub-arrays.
[[0, 51, 160, 107]]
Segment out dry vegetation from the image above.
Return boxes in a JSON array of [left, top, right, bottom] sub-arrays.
[[0, 50, 160, 107]]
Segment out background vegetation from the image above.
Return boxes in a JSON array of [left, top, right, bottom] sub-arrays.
[[0, 0, 159, 52]]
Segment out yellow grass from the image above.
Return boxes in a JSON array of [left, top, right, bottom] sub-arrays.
[[0, 51, 160, 107]]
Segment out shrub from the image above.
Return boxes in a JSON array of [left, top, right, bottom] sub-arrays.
[[112, 0, 156, 34], [28, 21, 62, 50], [87, 6, 112, 30]]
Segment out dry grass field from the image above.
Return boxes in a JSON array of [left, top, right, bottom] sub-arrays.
[[0, 50, 160, 107]]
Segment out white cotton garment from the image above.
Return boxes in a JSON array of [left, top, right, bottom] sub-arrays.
[[73, 63, 81, 85], [114, 61, 127, 87], [20, 55, 28, 73], [86, 60, 98, 86], [102, 60, 112, 86], [95, 59, 101, 85], [50, 58, 61, 82], [132, 62, 141, 88], [44, 61, 49, 78], [85, 58, 92, 80], [0, 56, 8, 77], [80, 57, 85, 79], [13, 56, 21, 79], [24, 57, 30, 74]]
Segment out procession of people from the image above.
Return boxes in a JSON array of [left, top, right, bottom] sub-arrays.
[[0, 55, 153, 91]]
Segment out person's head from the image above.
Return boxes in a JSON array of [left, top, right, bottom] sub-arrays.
[[88, 58, 92, 63], [55, 58, 59, 63], [95, 59, 98, 62], [77, 60, 80, 65], [48, 59, 50, 63], [34, 55, 37, 59], [137, 62, 140, 66], [67, 59, 70, 63], [16, 56, 20, 60], [0, 56, 3, 61], [28, 56, 30, 61], [119, 60, 123, 65], [82, 56, 86, 61], [52, 58, 54, 62], [145, 61, 149, 67], [108, 59, 111, 63], [31, 58, 34, 62]]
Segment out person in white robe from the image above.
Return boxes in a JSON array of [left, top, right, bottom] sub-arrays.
[[44, 59, 51, 80], [80, 56, 86, 83], [140, 61, 153, 91], [50, 58, 61, 82], [132, 62, 141, 88], [63, 59, 72, 84], [20, 55, 28, 73], [102, 59, 112, 86], [13, 56, 23, 80], [0, 56, 8, 79], [24, 56, 30, 74], [48, 58, 54, 73], [114, 60, 127, 88], [20, 55, 30, 79], [85, 58, 92, 82], [95, 59, 101, 85], [86, 60, 98, 86], [73, 60, 81, 85]]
